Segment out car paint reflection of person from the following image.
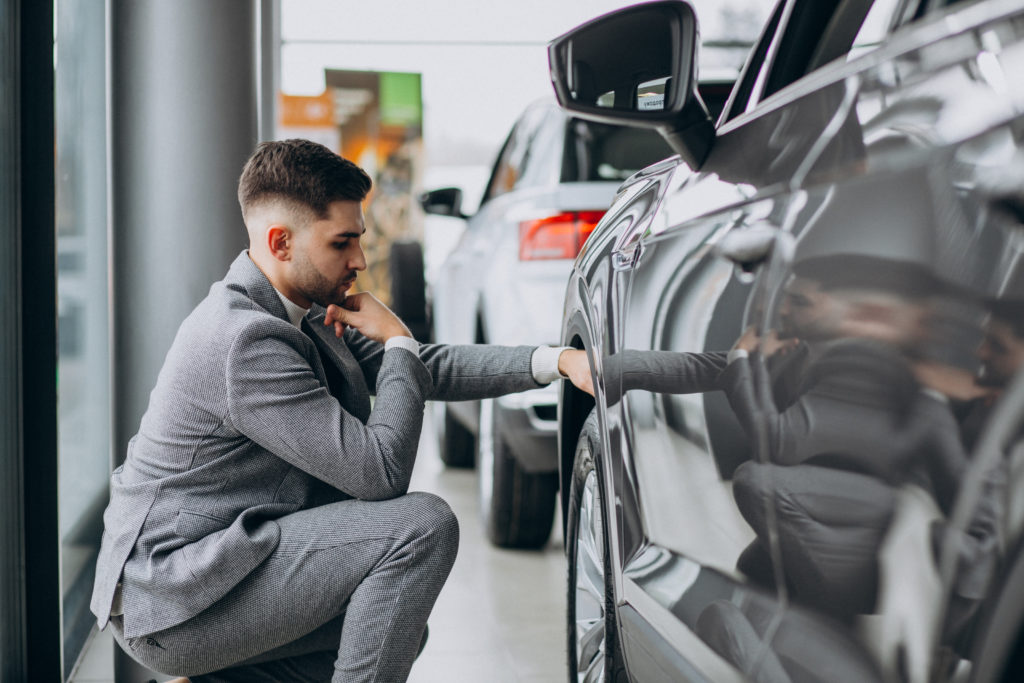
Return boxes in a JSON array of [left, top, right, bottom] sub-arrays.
[[560, 255, 1006, 677]]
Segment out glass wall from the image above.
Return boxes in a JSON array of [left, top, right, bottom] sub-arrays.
[[55, 0, 111, 674]]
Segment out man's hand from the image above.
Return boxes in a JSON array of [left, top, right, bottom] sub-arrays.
[[324, 292, 412, 343], [732, 325, 761, 353], [559, 349, 594, 396], [913, 360, 997, 402], [732, 326, 799, 357], [761, 329, 799, 357]]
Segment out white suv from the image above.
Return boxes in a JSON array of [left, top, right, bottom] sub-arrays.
[[419, 97, 674, 548]]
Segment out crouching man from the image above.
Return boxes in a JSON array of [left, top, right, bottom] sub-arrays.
[[91, 139, 574, 682]]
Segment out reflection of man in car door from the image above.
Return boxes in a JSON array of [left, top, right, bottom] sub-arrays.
[[561, 254, 988, 620], [921, 297, 1024, 655], [721, 255, 990, 622]]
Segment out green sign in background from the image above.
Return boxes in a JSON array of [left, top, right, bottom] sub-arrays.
[[379, 72, 422, 127]]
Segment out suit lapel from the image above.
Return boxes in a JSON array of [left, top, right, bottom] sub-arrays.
[[304, 310, 372, 423], [224, 253, 373, 422]]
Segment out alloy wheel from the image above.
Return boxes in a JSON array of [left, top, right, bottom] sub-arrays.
[[574, 467, 606, 682]]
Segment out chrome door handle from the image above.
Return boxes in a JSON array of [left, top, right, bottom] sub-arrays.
[[612, 241, 643, 271]]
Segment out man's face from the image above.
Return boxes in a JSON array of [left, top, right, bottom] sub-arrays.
[[977, 318, 1024, 388], [777, 276, 844, 342], [287, 200, 366, 307]]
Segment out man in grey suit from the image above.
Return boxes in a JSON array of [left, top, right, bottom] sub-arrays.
[[91, 139, 572, 682]]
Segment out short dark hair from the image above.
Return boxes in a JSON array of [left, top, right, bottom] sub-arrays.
[[237, 139, 372, 221]]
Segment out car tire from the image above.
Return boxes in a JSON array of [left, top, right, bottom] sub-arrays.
[[567, 409, 626, 682], [434, 402, 476, 469], [478, 398, 557, 549], [389, 239, 430, 343]]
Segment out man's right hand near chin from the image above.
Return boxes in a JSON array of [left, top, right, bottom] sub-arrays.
[[324, 292, 412, 344]]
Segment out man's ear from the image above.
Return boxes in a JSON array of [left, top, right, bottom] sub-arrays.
[[266, 225, 292, 261]]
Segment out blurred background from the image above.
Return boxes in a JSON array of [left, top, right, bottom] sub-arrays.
[[276, 0, 767, 293]]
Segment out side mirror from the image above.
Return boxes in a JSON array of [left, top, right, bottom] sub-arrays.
[[419, 187, 467, 219], [547, 0, 714, 169]]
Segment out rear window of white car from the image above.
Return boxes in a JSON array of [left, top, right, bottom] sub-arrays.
[[562, 121, 673, 182]]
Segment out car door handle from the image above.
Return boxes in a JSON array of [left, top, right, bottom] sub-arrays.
[[714, 224, 778, 272], [612, 241, 643, 270]]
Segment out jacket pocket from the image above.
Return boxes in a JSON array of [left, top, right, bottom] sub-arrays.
[[174, 509, 232, 542]]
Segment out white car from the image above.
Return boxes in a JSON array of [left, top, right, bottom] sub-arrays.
[[420, 97, 674, 548]]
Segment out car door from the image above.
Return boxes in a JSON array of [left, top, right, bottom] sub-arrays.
[[608, 0, 950, 679], [744, 1, 1024, 681]]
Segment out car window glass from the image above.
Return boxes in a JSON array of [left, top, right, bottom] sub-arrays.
[[481, 104, 549, 204], [847, 0, 905, 56], [844, 0, 919, 62], [759, 0, 923, 101], [805, 0, 885, 70], [482, 131, 517, 205], [561, 121, 673, 182], [761, 0, 854, 99], [926, 0, 978, 10], [722, 0, 786, 123]]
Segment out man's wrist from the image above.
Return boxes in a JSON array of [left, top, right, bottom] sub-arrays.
[[532, 346, 571, 384], [384, 335, 419, 354], [727, 348, 749, 364]]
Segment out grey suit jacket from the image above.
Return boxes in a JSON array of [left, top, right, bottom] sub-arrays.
[[91, 251, 541, 639]]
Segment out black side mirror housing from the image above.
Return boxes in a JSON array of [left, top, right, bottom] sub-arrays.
[[547, 0, 714, 170], [419, 187, 467, 219]]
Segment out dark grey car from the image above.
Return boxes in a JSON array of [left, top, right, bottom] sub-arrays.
[[551, 0, 1024, 681]]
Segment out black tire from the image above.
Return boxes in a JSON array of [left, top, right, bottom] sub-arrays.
[[435, 402, 475, 469], [478, 398, 557, 549], [389, 240, 430, 343], [566, 409, 626, 682]]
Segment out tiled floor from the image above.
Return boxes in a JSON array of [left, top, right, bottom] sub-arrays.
[[69, 402, 567, 682]]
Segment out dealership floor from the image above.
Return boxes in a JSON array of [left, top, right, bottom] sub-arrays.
[[69, 403, 568, 683]]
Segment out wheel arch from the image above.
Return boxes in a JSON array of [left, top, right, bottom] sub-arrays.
[[558, 322, 596, 544]]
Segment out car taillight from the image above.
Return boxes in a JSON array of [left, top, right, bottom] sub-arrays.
[[518, 210, 605, 260]]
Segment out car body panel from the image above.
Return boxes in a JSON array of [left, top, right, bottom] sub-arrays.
[[557, 0, 1024, 680]]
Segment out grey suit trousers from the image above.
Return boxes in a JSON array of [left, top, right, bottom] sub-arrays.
[[109, 491, 458, 682]]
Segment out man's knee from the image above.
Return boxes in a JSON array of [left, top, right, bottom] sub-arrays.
[[403, 491, 459, 559]]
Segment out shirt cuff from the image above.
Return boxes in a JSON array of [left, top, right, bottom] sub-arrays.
[[532, 345, 571, 384], [385, 335, 420, 355], [727, 348, 749, 364]]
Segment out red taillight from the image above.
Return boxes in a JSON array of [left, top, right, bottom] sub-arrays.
[[519, 210, 605, 260]]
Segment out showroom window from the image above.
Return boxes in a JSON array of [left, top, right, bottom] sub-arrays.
[[55, 0, 111, 675]]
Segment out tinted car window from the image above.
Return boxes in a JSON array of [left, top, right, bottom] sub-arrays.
[[762, 0, 852, 98], [929, 0, 980, 8], [761, 0, 919, 103], [561, 121, 673, 182], [847, 0, 921, 59], [812, 0, 920, 68], [722, 0, 786, 122]]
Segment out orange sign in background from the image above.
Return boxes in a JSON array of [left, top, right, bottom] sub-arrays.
[[279, 91, 335, 127], [277, 72, 424, 308]]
